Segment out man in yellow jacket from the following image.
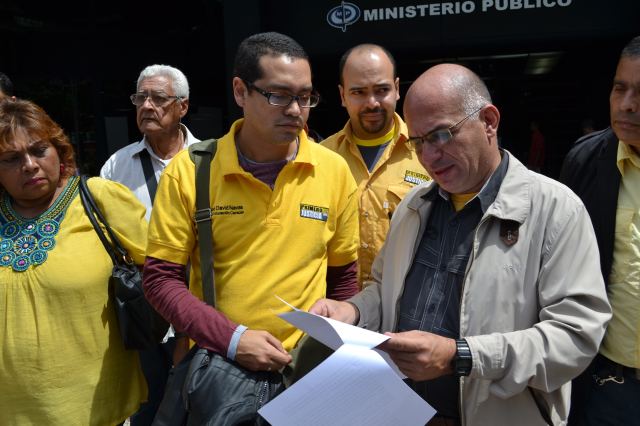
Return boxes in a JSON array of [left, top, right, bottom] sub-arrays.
[[322, 44, 429, 286]]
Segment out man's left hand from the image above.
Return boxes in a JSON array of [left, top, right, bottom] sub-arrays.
[[379, 330, 457, 381]]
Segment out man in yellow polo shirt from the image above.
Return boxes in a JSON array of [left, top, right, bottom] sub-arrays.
[[142, 32, 359, 421], [561, 35, 640, 425], [322, 44, 429, 286]]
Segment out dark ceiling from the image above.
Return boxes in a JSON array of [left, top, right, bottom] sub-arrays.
[[0, 0, 637, 177]]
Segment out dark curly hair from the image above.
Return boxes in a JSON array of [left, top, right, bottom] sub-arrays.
[[0, 98, 77, 181]]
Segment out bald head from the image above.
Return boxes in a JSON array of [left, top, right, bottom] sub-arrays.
[[339, 44, 397, 85], [404, 64, 501, 195], [405, 64, 491, 118]]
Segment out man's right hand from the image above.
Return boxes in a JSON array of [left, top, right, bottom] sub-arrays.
[[235, 329, 292, 372], [309, 298, 359, 325]]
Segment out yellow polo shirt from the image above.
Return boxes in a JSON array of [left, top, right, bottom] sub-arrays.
[[600, 141, 640, 368], [322, 113, 429, 286], [147, 119, 359, 352]]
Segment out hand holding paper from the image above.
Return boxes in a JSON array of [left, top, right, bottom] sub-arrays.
[[380, 330, 457, 381], [276, 296, 389, 351], [308, 297, 359, 324], [258, 297, 436, 426]]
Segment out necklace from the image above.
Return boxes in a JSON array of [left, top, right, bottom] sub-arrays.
[[0, 176, 79, 272]]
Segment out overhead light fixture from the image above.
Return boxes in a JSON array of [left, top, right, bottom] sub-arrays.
[[525, 52, 562, 75], [417, 51, 562, 75]]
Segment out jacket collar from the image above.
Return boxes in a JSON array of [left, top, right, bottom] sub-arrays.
[[485, 150, 530, 224], [407, 150, 530, 224], [132, 123, 196, 158]]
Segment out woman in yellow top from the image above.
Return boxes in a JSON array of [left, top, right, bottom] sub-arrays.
[[0, 99, 147, 425]]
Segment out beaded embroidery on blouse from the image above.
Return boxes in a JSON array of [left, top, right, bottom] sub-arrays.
[[0, 176, 79, 272]]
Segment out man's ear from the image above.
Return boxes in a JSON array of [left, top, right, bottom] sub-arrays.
[[481, 104, 500, 139], [179, 98, 189, 119], [394, 77, 400, 102], [338, 84, 346, 107], [232, 77, 247, 108]]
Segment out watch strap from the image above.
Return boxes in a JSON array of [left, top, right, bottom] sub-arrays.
[[454, 338, 472, 377]]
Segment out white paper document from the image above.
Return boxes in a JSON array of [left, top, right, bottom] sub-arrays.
[[258, 298, 436, 426]]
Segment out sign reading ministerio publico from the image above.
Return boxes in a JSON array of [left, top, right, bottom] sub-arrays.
[[327, 0, 574, 31]]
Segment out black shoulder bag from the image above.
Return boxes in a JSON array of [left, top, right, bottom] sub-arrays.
[[79, 175, 168, 350], [152, 139, 283, 426]]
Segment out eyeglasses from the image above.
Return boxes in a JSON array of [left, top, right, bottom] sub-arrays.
[[130, 92, 183, 107], [243, 80, 320, 108], [408, 105, 485, 149]]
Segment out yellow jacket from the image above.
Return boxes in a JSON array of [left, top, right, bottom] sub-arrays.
[[321, 113, 429, 286]]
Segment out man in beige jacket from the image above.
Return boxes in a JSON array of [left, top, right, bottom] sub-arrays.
[[312, 64, 611, 425]]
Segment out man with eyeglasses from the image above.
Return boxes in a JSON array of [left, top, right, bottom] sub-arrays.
[[321, 44, 429, 288], [311, 63, 610, 425], [100, 64, 200, 426], [101, 64, 200, 220], [142, 32, 359, 423]]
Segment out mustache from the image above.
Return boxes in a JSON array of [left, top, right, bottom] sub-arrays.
[[613, 115, 640, 126], [360, 108, 385, 114], [429, 160, 453, 170], [277, 119, 303, 127]]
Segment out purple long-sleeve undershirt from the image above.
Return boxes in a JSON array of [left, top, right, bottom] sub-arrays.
[[143, 257, 358, 354]]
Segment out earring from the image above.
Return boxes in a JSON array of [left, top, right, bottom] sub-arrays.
[[60, 163, 65, 175]]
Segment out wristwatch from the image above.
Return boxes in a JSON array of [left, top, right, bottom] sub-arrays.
[[452, 339, 472, 377]]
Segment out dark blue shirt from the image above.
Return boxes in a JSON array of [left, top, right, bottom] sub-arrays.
[[397, 152, 509, 419], [357, 143, 389, 172]]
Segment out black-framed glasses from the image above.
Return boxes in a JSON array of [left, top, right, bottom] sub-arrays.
[[130, 92, 183, 107], [408, 105, 485, 148], [243, 80, 320, 108]]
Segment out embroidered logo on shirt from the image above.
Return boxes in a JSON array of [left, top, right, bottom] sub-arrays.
[[212, 204, 244, 216], [499, 219, 520, 246], [404, 170, 429, 185], [300, 204, 329, 222]]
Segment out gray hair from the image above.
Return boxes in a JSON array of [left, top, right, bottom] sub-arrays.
[[137, 64, 190, 98], [621, 35, 640, 59]]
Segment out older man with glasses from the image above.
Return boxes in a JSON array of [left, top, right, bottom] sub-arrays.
[[99, 64, 200, 426], [101, 64, 200, 220], [310, 63, 611, 426]]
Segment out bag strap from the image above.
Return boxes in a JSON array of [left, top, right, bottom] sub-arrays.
[[139, 149, 158, 203], [188, 139, 218, 308], [78, 175, 133, 267]]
